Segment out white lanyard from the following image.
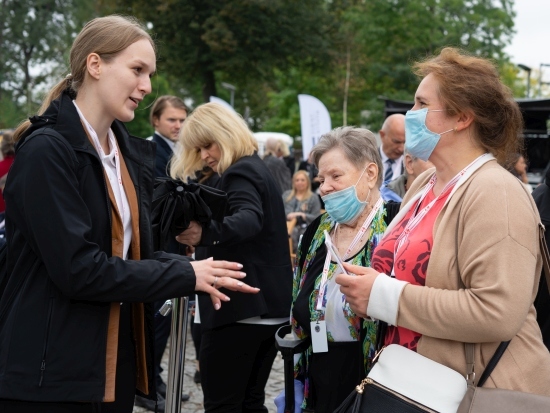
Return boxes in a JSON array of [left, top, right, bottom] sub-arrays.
[[394, 153, 494, 258], [316, 197, 384, 311]]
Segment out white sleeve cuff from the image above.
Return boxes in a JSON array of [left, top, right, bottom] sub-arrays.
[[366, 274, 408, 325]]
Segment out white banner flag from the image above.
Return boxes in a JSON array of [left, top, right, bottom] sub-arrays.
[[298, 94, 331, 161], [209, 96, 236, 112]]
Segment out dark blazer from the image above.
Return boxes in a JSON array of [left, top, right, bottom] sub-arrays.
[[198, 153, 293, 329], [151, 132, 173, 178], [0, 91, 197, 402], [379, 147, 404, 180]]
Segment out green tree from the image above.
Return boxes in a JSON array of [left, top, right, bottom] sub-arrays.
[[113, 0, 333, 104], [231, 0, 519, 138], [348, 0, 515, 98], [0, 0, 94, 116]]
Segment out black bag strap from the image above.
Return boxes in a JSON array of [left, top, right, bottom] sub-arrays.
[[539, 222, 550, 295], [476, 340, 510, 387]]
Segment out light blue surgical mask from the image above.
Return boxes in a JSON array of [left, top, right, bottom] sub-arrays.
[[321, 165, 370, 224], [405, 108, 453, 161]]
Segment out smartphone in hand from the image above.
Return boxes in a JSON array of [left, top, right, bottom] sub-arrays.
[[323, 230, 350, 275]]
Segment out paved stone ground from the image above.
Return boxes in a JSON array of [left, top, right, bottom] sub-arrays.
[[134, 323, 284, 413]]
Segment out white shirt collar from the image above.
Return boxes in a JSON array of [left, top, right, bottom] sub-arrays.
[[156, 132, 176, 152]]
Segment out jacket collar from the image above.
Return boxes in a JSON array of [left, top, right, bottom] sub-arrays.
[[21, 90, 154, 165]]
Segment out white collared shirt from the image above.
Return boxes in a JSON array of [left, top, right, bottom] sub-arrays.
[[380, 148, 403, 182], [155, 132, 177, 152], [73, 101, 132, 260]]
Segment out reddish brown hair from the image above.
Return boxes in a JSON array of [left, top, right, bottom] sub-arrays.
[[413, 47, 523, 164]]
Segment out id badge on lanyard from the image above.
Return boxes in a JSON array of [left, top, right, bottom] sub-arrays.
[[311, 198, 384, 352]]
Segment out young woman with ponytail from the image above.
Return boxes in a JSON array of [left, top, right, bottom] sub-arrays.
[[0, 15, 258, 413]]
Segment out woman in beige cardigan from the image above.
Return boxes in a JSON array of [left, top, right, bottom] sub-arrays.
[[336, 47, 550, 395]]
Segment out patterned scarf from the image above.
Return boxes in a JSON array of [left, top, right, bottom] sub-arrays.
[[290, 207, 387, 407]]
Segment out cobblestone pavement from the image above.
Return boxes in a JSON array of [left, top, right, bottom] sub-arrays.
[[134, 324, 284, 413]]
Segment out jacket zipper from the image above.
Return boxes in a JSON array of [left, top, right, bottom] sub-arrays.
[[38, 293, 54, 387]]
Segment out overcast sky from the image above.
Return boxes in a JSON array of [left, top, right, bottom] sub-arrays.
[[505, 0, 550, 83]]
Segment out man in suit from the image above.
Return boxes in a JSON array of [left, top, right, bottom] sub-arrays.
[[135, 96, 189, 412], [379, 114, 406, 184], [150, 96, 188, 177]]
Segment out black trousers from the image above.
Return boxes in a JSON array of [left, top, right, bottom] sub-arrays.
[[200, 322, 283, 413], [308, 341, 364, 413], [0, 304, 137, 413], [191, 319, 202, 361]]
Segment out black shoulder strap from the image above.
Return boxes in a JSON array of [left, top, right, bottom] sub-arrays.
[[477, 341, 510, 387]]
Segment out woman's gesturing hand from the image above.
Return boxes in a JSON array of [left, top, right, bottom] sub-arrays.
[[191, 257, 260, 310], [335, 262, 380, 318]]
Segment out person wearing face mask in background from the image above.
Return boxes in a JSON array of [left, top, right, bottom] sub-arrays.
[[336, 48, 550, 396], [289, 127, 400, 413]]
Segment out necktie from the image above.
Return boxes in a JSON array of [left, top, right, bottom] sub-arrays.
[[384, 159, 395, 183]]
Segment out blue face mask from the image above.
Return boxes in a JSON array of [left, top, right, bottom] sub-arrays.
[[321, 165, 370, 224], [405, 108, 453, 161]]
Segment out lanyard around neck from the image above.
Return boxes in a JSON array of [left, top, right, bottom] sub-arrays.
[[315, 197, 384, 311], [394, 153, 494, 259]]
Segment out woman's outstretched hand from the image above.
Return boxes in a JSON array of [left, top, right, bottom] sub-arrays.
[[191, 257, 259, 310], [335, 262, 380, 318]]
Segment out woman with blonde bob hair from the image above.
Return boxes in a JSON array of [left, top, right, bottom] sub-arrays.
[[0, 16, 257, 413], [170, 103, 258, 179], [173, 102, 293, 413]]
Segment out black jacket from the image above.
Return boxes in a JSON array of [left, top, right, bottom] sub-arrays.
[[151, 132, 173, 178], [533, 171, 550, 350], [198, 154, 293, 329], [0, 91, 197, 402]]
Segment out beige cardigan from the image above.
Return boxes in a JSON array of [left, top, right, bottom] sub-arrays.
[[378, 160, 550, 395]]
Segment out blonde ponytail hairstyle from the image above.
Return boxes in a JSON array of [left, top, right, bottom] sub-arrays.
[[13, 15, 155, 142]]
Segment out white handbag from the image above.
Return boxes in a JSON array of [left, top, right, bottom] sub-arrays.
[[334, 344, 467, 413]]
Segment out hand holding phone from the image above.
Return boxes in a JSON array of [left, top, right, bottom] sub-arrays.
[[323, 230, 349, 275]]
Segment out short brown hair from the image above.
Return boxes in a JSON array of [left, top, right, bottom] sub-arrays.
[[413, 47, 523, 164], [149, 95, 188, 126]]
